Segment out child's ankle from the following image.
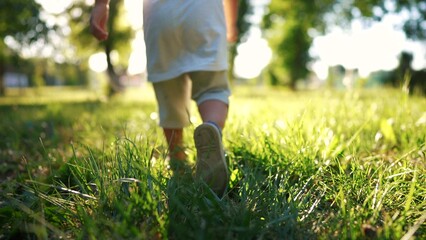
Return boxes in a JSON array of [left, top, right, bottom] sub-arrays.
[[206, 121, 222, 136]]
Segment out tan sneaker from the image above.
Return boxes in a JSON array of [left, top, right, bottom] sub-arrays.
[[194, 122, 228, 198]]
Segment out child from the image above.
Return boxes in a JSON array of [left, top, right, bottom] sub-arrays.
[[90, 0, 238, 198]]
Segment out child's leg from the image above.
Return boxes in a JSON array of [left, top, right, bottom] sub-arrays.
[[163, 128, 186, 161], [152, 75, 191, 171], [190, 71, 231, 197], [197, 99, 228, 130], [190, 70, 231, 130]]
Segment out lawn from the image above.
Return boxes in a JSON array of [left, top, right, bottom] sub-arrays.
[[0, 85, 425, 239]]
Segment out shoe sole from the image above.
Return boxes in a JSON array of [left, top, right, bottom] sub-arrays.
[[194, 123, 228, 197]]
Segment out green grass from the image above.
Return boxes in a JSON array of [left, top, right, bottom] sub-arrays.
[[0, 86, 425, 239]]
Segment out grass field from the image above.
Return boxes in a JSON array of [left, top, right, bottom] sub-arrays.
[[0, 86, 425, 239]]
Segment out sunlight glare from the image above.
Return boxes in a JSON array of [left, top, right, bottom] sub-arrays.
[[150, 112, 158, 121], [36, 0, 72, 14], [405, 41, 426, 70], [124, 0, 143, 30], [127, 31, 147, 75], [312, 21, 405, 77], [310, 61, 329, 80], [234, 36, 272, 79], [89, 52, 108, 73], [311, 13, 426, 78], [124, 1, 145, 75]]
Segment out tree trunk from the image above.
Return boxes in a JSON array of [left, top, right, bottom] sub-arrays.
[[103, 0, 124, 96], [104, 43, 123, 95], [228, 44, 237, 85], [0, 60, 5, 96], [289, 79, 297, 90]]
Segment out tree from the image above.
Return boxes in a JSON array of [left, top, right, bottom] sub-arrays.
[[66, 0, 133, 95], [0, 0, 49, 95], [263, 0, 426, 89], [263, 0, 335, 88]]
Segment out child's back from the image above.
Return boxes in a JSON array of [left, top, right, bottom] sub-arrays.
[[143, 0, 228, 83]]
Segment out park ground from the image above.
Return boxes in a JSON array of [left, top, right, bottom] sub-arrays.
[[0, 85, 425, 239]]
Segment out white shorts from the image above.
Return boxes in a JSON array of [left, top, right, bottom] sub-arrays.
[[153, 71, 231, 128]]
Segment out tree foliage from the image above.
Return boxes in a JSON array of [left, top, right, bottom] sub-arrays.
[[263, 0, 426, 88], [0, 0, 50, 95], [263, 0, 335, 88], [0, 0, 49, 45]]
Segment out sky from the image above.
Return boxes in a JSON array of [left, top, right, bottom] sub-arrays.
[[311, 14, 426, 79], [35, 0, 74, 14], [240, 0, 426, 79], [31, 0, 426, 79]]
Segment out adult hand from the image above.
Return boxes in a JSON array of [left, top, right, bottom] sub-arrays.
[[90, 3, 109, 41]]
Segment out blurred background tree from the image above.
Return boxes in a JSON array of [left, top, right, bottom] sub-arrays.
[[263, 0, 335, 89], [0, 0, 132, 97], [1, 0, 425, 96], [66, 0, 133, 95], [263, 0, 426, 90], [0, 0, 49, 96]]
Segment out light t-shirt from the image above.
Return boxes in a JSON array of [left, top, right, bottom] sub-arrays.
[[143, 0, 228, 83]]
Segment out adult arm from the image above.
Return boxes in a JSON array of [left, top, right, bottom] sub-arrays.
[[90, 0, 110, 41], [223, 0, 238, 43]]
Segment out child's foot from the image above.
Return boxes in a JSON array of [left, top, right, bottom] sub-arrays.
[[194, 122, 228, 198], [169, 158, 191, 176], [169, 150, 192, 178]]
